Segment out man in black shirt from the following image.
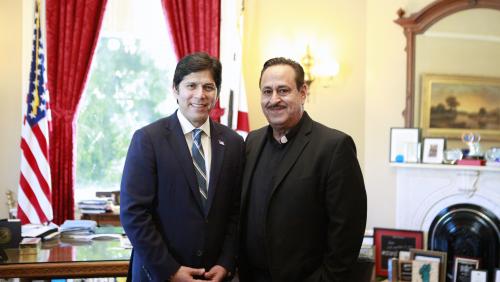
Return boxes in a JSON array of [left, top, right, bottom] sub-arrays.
[[239, 57, 367, 282]]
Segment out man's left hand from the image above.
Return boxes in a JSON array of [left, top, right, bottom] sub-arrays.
[[203, 265, 227, 282]]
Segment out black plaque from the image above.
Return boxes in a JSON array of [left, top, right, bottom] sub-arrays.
[[381, 236, 417, 269], [0, 219, 22, 249]]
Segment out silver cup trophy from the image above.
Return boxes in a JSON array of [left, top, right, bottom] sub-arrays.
[[461, 132, 482, 158]]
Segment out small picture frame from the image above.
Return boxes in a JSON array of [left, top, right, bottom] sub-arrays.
[[388, 258, 399, 282], [390, 128, 421, 163], [470, 269, 488, 282], [411, 260, 440, 282], [399, 250, 411, 261], [410, 249, 447, 282], [422, 137, 446, 164], [398, 260, 413, 281], [453, 256, 480, 282], [374, 228, 424, 277]]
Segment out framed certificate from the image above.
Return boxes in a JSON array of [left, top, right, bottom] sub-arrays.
[[390, 128, 420, 163], [453, 256, 479, 282]]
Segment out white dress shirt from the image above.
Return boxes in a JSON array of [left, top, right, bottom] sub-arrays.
[[177, 110, 211, 188]]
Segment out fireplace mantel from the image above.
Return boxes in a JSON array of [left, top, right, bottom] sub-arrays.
[[390, 163, 500, 233], [390, 163, 500, 172]]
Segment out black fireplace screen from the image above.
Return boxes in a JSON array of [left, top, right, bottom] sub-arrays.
[[428, 203, 500, 282]]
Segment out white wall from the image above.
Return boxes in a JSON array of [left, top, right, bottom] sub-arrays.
[[0, 0, 29, 218], [364, 0, 434, 228], [1, 0, 37, 219]]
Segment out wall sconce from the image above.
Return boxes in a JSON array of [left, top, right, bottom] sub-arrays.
[[301, 45, 340, 93], [301, 45, 315, 88]]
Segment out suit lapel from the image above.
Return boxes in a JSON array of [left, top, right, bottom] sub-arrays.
[[164, 113, 204, 213], [241, 128, 267, 206], [270, 114, 312, 196], [206, 121, 225, 216]]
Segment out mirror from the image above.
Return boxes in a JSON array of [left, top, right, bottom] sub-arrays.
[[395, 0, 500, 143]]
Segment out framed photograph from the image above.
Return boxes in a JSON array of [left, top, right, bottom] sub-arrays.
[[470, 269, 487, 282], [390, 128, 420, 163], [410, 249, 447, 282], [360, 235, 375, 259], [374, 228, 424, 277], [411, 260, 440, 282], [420, 73, 500, 141], [422, 138, 446, 164], [453, 256, 479, 282]]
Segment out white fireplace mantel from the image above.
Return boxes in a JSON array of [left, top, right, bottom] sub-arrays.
[[390, 163, 500, 233]]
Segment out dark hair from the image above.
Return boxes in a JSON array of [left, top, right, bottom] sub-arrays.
[[259, 57, 305, 90], [173, 52, 222, 95]]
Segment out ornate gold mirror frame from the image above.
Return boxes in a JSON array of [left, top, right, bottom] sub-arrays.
[[394, 0, 500, 127]]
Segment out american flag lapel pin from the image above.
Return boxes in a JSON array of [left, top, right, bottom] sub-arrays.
[[218, 139, 225, 146]]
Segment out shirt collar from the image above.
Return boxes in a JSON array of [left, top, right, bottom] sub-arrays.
[[266, 112, 306, 146], [177, 110, 211, 137]]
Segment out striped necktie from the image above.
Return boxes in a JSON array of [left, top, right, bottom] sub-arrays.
[[192, 128, 208, 207]]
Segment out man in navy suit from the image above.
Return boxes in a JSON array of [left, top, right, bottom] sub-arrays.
[[121, 52, 244, 282], [239, 57, 367, 282]]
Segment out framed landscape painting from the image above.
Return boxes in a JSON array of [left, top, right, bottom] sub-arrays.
[[420, 74, 500, 140]]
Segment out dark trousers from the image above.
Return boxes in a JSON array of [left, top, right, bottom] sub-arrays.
[[239, 267, 272, 282]]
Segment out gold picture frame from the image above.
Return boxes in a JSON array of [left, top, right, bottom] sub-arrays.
[[410, 248, 447, 282], [420, 74, 500, 141]]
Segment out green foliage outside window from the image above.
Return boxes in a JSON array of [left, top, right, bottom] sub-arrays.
[[76, 37, 171, 191]]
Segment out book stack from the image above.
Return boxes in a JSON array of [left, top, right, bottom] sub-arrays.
[[78, 199, 110, 214]]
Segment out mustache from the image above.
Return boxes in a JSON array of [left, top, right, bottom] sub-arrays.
[[265, 102, 286, 109]]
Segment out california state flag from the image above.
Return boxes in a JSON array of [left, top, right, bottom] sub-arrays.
[[218, 0, 249, 138]]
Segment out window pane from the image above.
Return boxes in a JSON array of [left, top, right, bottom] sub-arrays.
[[75, 0, 177, 203]]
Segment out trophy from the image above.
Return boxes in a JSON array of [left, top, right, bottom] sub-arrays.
[[6, 190, 17, 219], [461, 132, 482, 158]]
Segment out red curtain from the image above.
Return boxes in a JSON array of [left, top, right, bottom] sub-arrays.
[[46, 0, 107, 224], [161, 0, 223, 121], [161, 0, 221, 59]]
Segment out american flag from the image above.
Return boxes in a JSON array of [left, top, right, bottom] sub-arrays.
[[18, 0, 53, 225]]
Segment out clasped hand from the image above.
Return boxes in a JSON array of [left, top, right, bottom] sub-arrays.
[[171, 265, 227, 282]]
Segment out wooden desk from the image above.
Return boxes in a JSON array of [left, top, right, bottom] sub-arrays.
[[0, 238, 130, 278], [81, 212, 121, 227]]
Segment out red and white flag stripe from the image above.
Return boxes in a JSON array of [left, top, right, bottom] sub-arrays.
[[18, 0, 53, 225]]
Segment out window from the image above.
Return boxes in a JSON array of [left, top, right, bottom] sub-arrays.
[[75, 0, 178, 203]]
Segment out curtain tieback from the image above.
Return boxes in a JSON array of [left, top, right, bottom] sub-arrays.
[[51, 109, 75, 121]]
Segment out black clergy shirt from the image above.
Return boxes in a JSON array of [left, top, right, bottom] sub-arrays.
[[244, 115, 305, 276]]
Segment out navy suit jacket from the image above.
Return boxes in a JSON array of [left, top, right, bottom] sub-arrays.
[[120, 112, 244, 281], [239, 112, 367, 282]]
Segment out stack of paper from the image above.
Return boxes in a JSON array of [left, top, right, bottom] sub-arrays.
[[78, 199, 110, 214], [59, 220, 97, 236], [22, 222, 59, 239]]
